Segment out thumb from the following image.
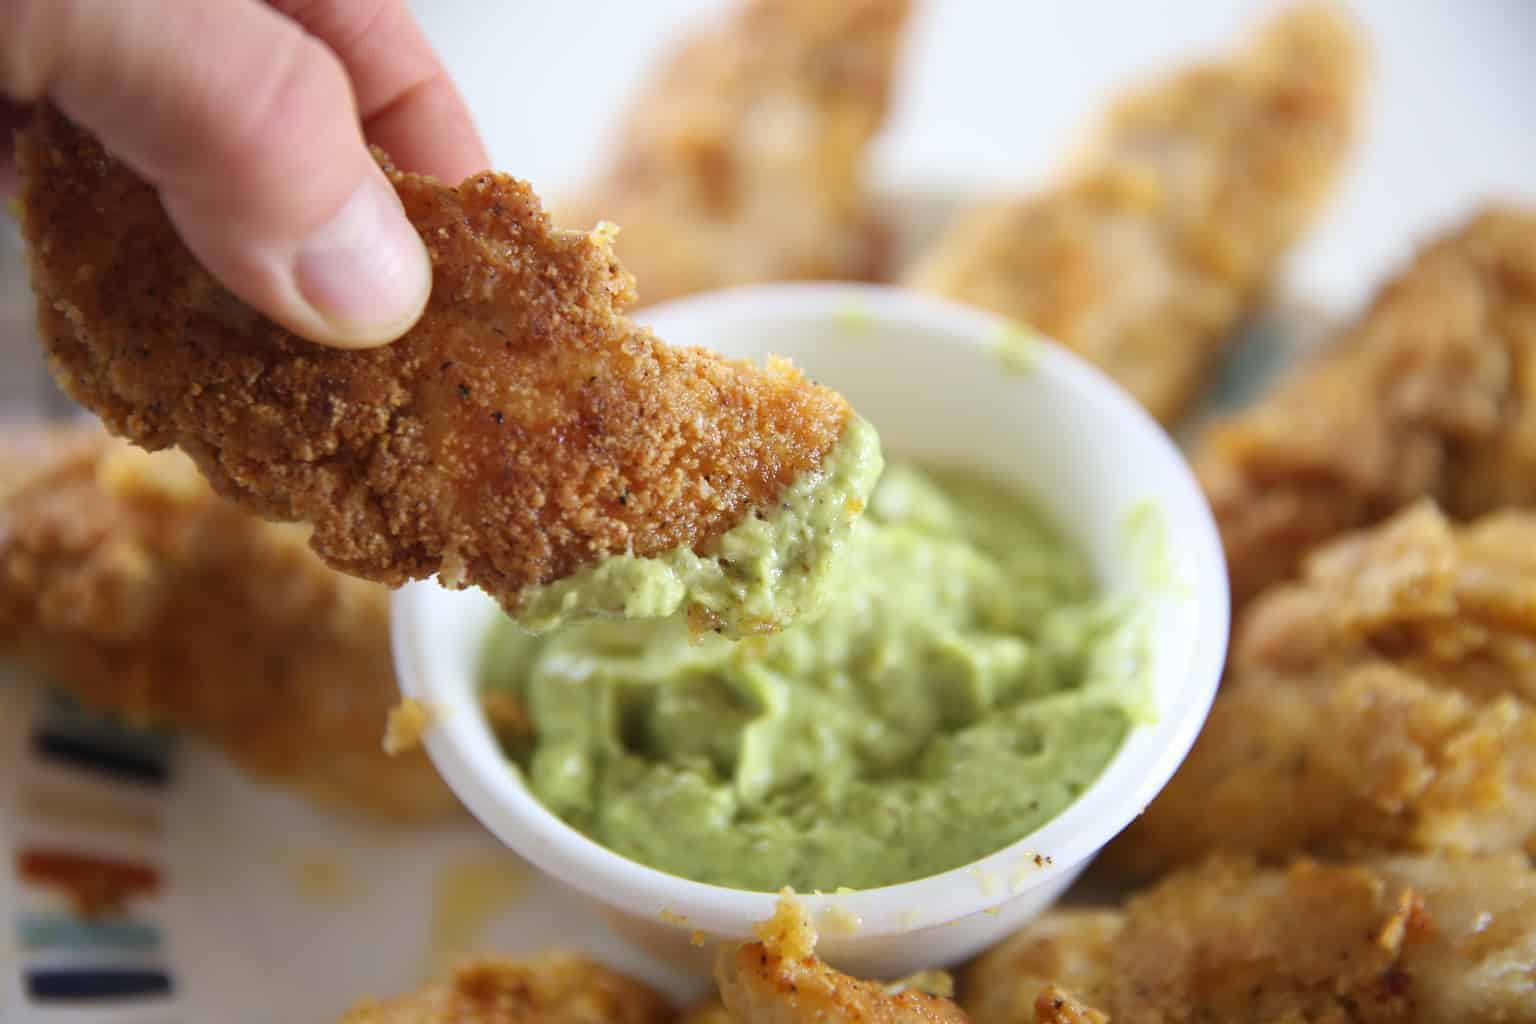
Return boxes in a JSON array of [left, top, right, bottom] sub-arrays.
[[4, 0, 432, 348]]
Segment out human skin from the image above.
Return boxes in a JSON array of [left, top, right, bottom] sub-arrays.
[[0, 0, 489, 347]]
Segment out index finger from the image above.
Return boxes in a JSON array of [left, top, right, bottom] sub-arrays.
[[273, 0, 490, 184]]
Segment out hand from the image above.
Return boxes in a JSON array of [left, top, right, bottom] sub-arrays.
[[1, 0, 490, 348]]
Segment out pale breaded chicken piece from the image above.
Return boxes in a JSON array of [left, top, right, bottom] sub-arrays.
[[964, 854, 1536, 1024], [558, 0, 909, 305], [1197, 207, 1536, 610], [1372, 853, 1536, 1022], [908, 4, 1362, 424], [1108, 502, 1536, 877], [337, 954, 673, 1024], [0, 423, 455, 820], [19, 106, 870, 637]]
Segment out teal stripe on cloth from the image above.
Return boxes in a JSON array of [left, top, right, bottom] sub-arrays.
[[17, 912, 161, 951]]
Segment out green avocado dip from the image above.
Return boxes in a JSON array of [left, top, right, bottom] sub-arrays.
[[480, 462, 1152, 892], [510, 416, 884, 641]]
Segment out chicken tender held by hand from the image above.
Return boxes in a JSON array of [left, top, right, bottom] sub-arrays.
[[909, 4, 1362, 424], [1198, 206, 1536, 610], [964, 854, 1536, 1024], [559, 0, 910, 305], [1109, 502, 1536, 877], [337, 953, 674, 1024], [19, 106, 880, 640], [0, 424, 454, 821]]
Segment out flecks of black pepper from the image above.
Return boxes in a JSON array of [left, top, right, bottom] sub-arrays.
[[492, 411, 505, 425], [458, 383, 471, 400], [441, 360, 454, 371]]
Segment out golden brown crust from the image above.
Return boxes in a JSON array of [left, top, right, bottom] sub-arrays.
[[1028, 989, 1106, 1024], [18, 106, 851, 605], [910, 4, 1362, 424], [965, 855, 1536, 1024], [718, 942, 968, 1024], [0, 422, 454, 820], [1197, 207, 1536, 610], [337, 954, 674, 1024], [1108, 503, 1536, 877], [964, 858, 1428, 1024], [559, 0, 909, 304]]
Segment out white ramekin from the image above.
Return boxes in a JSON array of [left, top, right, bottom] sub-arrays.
[[391, 283, 1228, 980]]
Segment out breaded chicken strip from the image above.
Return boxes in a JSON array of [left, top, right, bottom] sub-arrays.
[[337, 954, 673, 1024], [1372, 853, 1536, 1021], [1027, 990, 1105, 1024], [964, 854, 1536, 1024], [1198, 207, 1536, 610], [713, 889, 967, 1024], [559, 0, 909, 305], [1109, 502, 1536, 877], [338, 893, 963, 1024], [0, 424, 454, 820], [19, 106, 874, 638], [716, 943, 968, 1024], [908, 4, 1362, 424]]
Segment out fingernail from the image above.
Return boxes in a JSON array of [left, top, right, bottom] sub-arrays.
[[294, 172, 431, 346]]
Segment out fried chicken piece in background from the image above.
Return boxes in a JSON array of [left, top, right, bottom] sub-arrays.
[[714, 892, 965, 1024], [908, 4, 1362, 425], [339, 893, 967, 1024], [0, 424, 455, 821], [715, 942, 966, 1024], [558, 0, 910, 306], [1198, 206, 1536, 611], [964, 854, 1536, 1024], [18, 106, 867, 637], [1108, 502, 1536, 877], [337, 954, 674, 1024]]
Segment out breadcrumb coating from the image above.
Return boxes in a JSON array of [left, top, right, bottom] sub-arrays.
[[965, 854, 1536, 1024], [754, 889, 818, 962], [0, 424, 455, 820], [1109, 502, 1536, 876], [18, 106, 853, 614], [559, 0, 909, 304], [717, 940, 967, 1024], [382, 698, 435, 757], [1197, 206, 1536, 610], [337, 954, 673, 1024], [909, 4, 1363, 424]]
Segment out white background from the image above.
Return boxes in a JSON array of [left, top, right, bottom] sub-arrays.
[[410, 0, 1536, 314]]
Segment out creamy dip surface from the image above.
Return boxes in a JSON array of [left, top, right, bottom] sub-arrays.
[[509, 416, 884, 640], [481, 461, 1151, 892]]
